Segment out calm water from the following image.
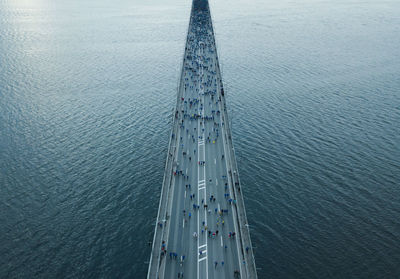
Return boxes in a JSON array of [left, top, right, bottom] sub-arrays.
[[1, 0, 400, 278]]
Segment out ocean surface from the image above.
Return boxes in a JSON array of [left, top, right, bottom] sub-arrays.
[[1, 0, 400, 278]]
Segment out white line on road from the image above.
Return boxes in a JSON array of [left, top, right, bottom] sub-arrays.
[[199, 257, 207, 262], [183, 218, 185, 228], [199, 244, 207, 249], [214, 158, 216, 164], [216, 179, 218, 186], [221, 235, 223, 247], [198, 47, 209, 279], [184, 190, 187, 199]]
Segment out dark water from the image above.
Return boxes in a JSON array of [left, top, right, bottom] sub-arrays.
[[1, 0, 400, 278]]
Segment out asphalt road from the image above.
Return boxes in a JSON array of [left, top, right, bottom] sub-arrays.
[[162, 8, 243, 279]]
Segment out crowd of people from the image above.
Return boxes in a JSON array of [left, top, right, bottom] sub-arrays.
[[161, 3, 242, 278]]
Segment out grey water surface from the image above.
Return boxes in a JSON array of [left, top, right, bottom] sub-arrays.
[[1, 0, 400, 278]]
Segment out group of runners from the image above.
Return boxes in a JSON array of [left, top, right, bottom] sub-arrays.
[[162, 5, 242, 279]]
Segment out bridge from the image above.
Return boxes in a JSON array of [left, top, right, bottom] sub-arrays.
[[147, 0, 257, 278]]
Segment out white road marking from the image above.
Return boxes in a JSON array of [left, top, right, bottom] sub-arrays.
[[199, 244, 207, 249], [186, 168, 188, 174], [214, 158, 216, 164], [199, 257, 207, 262], [183, 218, 185, 228], [197, 46, 209, 279], [216, 179, 218, 186], [221, 236, 223, 247], [184, 190, 187, 199]]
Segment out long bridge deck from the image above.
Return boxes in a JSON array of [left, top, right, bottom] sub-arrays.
[[147, 0, 257, 278]]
